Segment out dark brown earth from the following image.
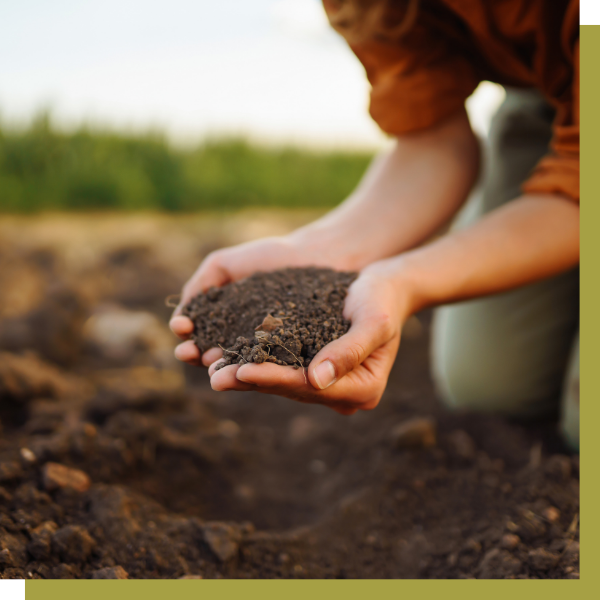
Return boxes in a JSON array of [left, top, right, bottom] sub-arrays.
[[182, 268, 357, 370], [0, 223, 579, 579]]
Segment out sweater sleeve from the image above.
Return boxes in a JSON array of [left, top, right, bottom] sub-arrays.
[[344, 20, 481, 135], [522, 40, 580, 203]]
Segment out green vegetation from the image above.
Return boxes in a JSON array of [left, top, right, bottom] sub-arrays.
[[0, 114, 373, 212]]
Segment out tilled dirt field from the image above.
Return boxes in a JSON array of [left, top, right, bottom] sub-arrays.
[[0, 213, 579, 579]]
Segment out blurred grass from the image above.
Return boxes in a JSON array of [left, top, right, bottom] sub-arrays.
[[0, 113, 373, 212]]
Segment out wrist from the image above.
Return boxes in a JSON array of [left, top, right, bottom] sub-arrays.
[[359, 255, 423, 324], [390, 249, 443, 319], [286, 221, 366, 272]]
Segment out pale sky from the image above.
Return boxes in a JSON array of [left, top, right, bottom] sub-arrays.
[[0, 0, 504, 148]]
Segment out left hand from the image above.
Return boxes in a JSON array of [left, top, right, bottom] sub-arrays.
[[207, 260, 410, 415]]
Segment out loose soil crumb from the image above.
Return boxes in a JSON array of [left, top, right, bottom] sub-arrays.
[[182, 268, 357, 369]]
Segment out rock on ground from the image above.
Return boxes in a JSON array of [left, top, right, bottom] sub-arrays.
[[391, 417, 436, 449], [42, 462, 91, 493], [202, 522, 242, 562], [91, 566, 129, 579]]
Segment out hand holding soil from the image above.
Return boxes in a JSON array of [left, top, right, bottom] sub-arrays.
[[170, 235, 324, 367], [174, 257, 408, 415]]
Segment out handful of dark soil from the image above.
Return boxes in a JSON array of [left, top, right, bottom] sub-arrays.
[[182, 267, 357, 370]]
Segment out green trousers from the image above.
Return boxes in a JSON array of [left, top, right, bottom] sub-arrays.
[[431, 89, 580, 451]]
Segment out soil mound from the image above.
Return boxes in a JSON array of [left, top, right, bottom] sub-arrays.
[[182, 268, 357, 369]]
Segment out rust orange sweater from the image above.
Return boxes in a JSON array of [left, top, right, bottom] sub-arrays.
[[324, 0, 579, 202]]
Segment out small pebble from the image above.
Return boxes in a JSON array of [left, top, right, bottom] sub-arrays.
[[217, 420, 240, 439], [392, 417, 436, 449], [91, 566, 129, 579], [83, 423, 97, 438], [42, 462, 91, 493], [202, 522, 241, 562], [20, 448, 36, 463], [501, 533, 521, 550], [543, 506, 561, 523], [447, 430, 476, 461], [506, 521, 519, 533]]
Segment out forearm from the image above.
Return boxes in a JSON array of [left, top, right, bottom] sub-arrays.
[[289, 109, 480, 270], [388, 194, 580, 318]]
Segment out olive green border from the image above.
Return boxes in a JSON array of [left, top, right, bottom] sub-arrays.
[[579, 21, 597, 595], [24, 22, 596, 600], [19, 579, 586, 600]]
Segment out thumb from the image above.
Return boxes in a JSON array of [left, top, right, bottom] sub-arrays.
[[308, 313, 394, 390]]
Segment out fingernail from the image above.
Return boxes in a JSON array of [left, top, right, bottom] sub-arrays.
[[313, 360, 336, 390], [174, 344, 185, 361], [236, 365, 250, 382], [169, 315, 190, 332]]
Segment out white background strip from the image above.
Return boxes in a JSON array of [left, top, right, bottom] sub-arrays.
[[582, 0, 600, 25], [0, 580, 25, 600]]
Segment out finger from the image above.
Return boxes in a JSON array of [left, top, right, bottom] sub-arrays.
[[315, 337, 399, 403], [235, 363, 309, 389], [235, 364, 361, 411], [235, 354, 380, 404], [181, 254, 231, 307], [174, 340, 203, 366], [210, 364, 256, 392], [308, 312, 394, 390], [202, 347, 224, 367], [233, 335, 399, 409], [227, 361, 376, 414], [169, 315, 195, 339], [208, 358, 226, 377]]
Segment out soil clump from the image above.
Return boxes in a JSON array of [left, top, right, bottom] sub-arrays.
[[182, 268, 357, 369]]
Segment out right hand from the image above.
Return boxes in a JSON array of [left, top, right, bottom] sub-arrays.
[[207, 258, 409, 415], [169, 235, 320, 367]]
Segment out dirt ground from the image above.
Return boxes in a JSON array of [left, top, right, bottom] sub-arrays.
[[0, 213, 579, 579]]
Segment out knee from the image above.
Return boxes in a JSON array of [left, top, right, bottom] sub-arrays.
[[430, 307, 545, 418], [431, 338, 516, 415]]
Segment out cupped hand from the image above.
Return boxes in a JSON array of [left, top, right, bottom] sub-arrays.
[[207, 260, 410, 415], [170, 235, 330, 366]]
